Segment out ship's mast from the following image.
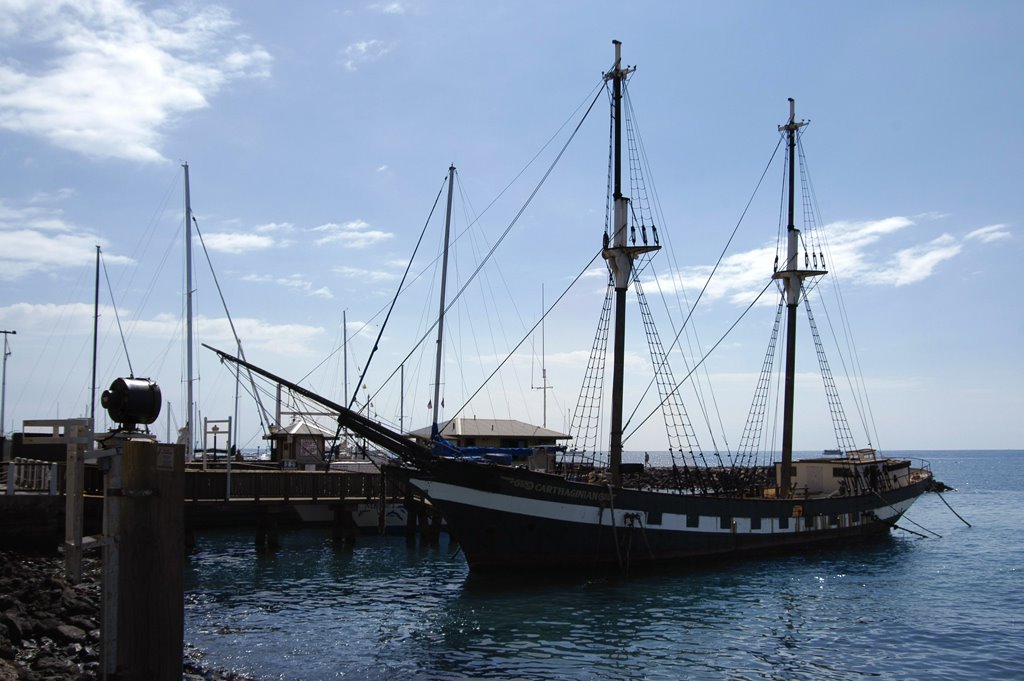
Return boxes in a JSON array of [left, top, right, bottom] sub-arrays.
[[773, 98, 820, 497], [601, 41, 655, 487], [431, 165, 456, 439]]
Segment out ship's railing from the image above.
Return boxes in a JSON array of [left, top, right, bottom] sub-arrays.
[[906, 457, 933, 484]]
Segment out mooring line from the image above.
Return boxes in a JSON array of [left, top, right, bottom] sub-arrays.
[[872, 490, 942, 538], [935, 491, 973, 527], [893, 524, 929, 539]]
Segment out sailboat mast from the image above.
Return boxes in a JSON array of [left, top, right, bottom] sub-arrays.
[[778, 98, 806, 497], [541, 285, 548, 428], [183, 162, 195, 460], [90, 245, 100, 430], [431, 165, 456, 438], [343, 309, 348, 407]]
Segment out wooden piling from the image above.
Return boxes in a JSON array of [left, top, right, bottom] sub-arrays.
[[331, 505, 358, 545], [404, 488, 416, 544], [111, 440, 184, 681]]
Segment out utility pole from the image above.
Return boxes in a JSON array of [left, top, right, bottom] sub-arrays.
[[0, 330, 15, 452]]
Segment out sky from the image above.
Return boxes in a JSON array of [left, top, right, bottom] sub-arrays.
[[0, 0, 1021, 455]]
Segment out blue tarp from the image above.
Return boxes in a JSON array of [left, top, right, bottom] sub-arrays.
[[429, 436, 560, 463]]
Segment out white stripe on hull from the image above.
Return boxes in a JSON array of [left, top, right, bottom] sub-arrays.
[[411, 477, 917, 537]]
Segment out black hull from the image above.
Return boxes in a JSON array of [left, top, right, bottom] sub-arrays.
[[409, 459, 932, 572]]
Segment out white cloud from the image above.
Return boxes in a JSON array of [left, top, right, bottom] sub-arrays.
[[334, 265, 397, 282], [0, 0, 271, 162], [0, 198, 72, 231], [189, 315, 325, 354], [861, 234, 962, 287], [29, 187, 76, 203], [313, 220, 393, 248], [254, 221, 294, 234], [342, 40, 393, 71], [370, 2, 407, 15], [242, 273, 334, 299], [965, 224, 1011, 244], [309, 287, 333, 299], [89, 310, 325, 355], [650, 216, 967, 305], [0, 301, 107, 335], [0, 194, 134, 279], [200, 232, 275, 254], [0, 228, 132, 280]]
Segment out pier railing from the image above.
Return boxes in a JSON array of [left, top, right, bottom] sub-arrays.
[[4, 458, 61, 495], [3, 459, 389, 504]]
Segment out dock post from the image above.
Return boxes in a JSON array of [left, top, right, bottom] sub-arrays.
[[417, 505, 429, 544], [331, 505, 358, 546], [62, 419, 91, 583], [404, 489, 416, 544], [256, 507, 280, 551], [428, 510, 442, 546], [377, 475, 387, 535], [267, 508, 280, 551], [255, 509, 266, 549], [111, 439, 184, 681]]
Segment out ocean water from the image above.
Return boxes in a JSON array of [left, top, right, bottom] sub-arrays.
[[184, 451, 1024, 680]]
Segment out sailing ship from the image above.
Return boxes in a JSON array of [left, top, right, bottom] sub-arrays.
[[208, 41, 932, 572]]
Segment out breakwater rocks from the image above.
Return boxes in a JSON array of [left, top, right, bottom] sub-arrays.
[[0, 550, 252, 681], [0, 550, 99, 680]]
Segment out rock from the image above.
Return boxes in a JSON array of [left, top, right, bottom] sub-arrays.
[[35, 619, 61, 640], [0, 658, 19, 681], [32, 653, 73, 673], [0, 615, 23, 644], [1, 549, 256, 681], [66, 618, 94, 633], [55, 625, 86, 643]]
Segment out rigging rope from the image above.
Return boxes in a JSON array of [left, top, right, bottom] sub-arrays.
[[566, 279, 614, 473], [366, 85, 608, 416], [447, 247, 606, 429], [621, 137, 784, 441], [101, 251, 135, 379], [342, 178, 446, 411], [623, 277, 776, 445]]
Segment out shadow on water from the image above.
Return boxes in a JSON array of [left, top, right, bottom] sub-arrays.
[[185, 528, 927, 681]]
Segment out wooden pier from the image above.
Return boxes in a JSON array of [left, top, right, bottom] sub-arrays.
[[1, 458, 442, 548]]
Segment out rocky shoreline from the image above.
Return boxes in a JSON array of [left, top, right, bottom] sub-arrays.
[[0, 550, 252, 681]]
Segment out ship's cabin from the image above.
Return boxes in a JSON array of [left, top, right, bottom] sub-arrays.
[[776, 449, 913, 497]]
